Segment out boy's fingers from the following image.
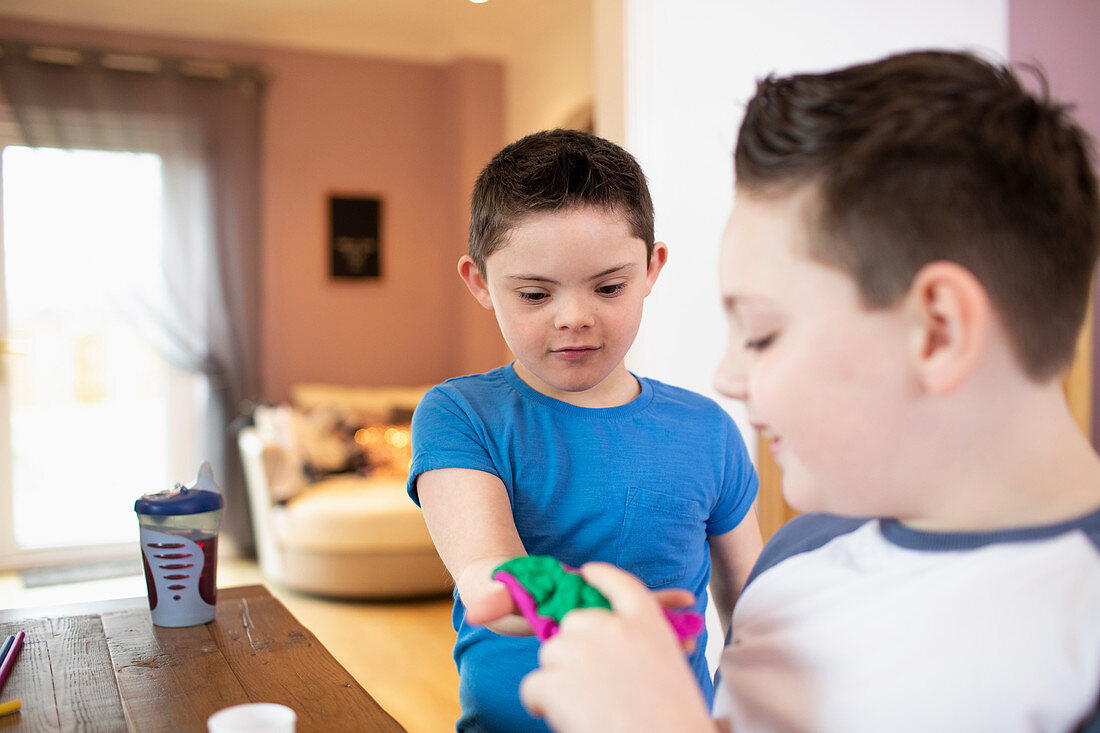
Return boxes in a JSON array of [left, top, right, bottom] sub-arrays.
[[518, 670, 548, 719], [578, 562, 659, 616], [464, 584, 515, 626], [551, 607, 614, 644], [654, 588, 696, 609]]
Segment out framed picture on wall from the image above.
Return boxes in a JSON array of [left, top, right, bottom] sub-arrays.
[[330, 195, 382, 278]]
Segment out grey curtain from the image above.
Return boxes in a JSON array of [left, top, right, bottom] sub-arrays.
[[0, 40, 265, 554]]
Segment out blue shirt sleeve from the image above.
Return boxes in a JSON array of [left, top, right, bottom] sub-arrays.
[[705, 410, 759, 537], [406, 384, 499, 506]]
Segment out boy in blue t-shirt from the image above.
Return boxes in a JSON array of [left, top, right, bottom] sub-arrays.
[[407, 129, 763, 732], [478, 52, 1100, 732]]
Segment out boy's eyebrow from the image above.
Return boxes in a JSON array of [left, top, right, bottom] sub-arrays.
[[588, 263, 636, 280], [506, 263, 637, 284], [506, 274, 557, 283], [722, 294, 767, 320]]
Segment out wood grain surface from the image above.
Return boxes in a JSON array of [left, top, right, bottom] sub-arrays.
[[0, 585, 405, 732]]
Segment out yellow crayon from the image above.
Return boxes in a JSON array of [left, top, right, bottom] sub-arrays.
[[0, 699, 20, 717]]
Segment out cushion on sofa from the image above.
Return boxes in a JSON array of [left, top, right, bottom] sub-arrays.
[[274, 475, 432, 553]]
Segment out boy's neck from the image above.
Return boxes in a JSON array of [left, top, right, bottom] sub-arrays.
[[900, 379, 1100, 533], [512, 361, 642, 409]]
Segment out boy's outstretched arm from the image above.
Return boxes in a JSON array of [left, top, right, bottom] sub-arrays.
[[518, 563, 722, 733], [417, 467, 531, 635]]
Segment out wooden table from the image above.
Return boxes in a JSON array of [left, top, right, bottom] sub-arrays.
[[0, 585, 406, 732]]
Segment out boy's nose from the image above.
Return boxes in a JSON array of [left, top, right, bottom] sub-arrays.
[[714, 342, 748, 401], [554, 296, 595, 330]]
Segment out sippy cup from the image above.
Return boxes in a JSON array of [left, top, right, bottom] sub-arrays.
[[134, 462, 224, 627]]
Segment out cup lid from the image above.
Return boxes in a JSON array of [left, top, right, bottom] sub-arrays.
[[135, 462, 224, 515]]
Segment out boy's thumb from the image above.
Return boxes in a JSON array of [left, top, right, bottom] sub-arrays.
[[465, 584, 515, 626]]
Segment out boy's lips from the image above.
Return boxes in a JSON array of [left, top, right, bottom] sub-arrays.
[[552, 346, 599, 361], [753, 423, 782, 455]]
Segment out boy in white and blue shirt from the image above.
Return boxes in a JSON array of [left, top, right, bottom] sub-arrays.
[[479, 51, 1100, 732]]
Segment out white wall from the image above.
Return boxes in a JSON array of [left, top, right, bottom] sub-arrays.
[[605, 0, 1007, 447], [597, 0, 1008, 675]]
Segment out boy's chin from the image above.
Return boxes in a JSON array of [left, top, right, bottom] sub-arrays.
[[521, 360, 614, 394], [779, 488, 819, 515], [780, 478, 844, 517], [780, 480, 878, 519]]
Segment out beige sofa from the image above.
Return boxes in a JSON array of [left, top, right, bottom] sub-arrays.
[[238, 383, 452, 599]]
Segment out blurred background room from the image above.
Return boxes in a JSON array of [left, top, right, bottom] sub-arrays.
[[0, 2, 1097, 731]]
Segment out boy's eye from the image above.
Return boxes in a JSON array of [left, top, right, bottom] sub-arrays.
[[596, 283, 626, 296], [518, 291, 549, 303], [744, 333, 777, 351]]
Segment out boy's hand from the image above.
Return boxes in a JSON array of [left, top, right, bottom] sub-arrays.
[[518, 563, 718, 733], [463, 581, 517, 627], [464, 562, 699, 653], [458, 559, 534, 636]]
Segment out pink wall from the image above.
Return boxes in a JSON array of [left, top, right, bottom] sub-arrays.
[[1008, 0, 1100, 447], [0, 17, 508, 403]]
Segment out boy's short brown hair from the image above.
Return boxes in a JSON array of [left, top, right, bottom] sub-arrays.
[[468, 128, 655, 273], [735, 50, 1100, 381]]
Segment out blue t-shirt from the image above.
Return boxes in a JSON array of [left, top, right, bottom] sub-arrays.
[[408, 364, 758, 733]]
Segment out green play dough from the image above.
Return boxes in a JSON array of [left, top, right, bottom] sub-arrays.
[[495, 555, 611, 622]]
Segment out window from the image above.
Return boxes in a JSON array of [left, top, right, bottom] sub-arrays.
[[0, 146, 206, 566]]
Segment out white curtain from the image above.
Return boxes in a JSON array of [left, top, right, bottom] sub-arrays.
[[0, 41, 265, 552]]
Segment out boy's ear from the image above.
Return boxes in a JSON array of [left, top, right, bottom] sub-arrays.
[[458, 255, 495, 311], [905, 261, 990, 394], [644, 241, 669, 295]]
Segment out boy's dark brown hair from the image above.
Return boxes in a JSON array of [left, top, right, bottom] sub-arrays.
[[735, 49, 1100, 381], [469, 128, 655, 273]]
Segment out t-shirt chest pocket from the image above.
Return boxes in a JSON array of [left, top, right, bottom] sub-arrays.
[[615, 486, 706, 589]]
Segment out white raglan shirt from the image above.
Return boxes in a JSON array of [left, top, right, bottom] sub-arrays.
[[714, 510, 1100, 732]]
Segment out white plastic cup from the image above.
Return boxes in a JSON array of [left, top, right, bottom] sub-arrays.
[[207, 703, 297, 733], [135, 462, 224, 627]]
